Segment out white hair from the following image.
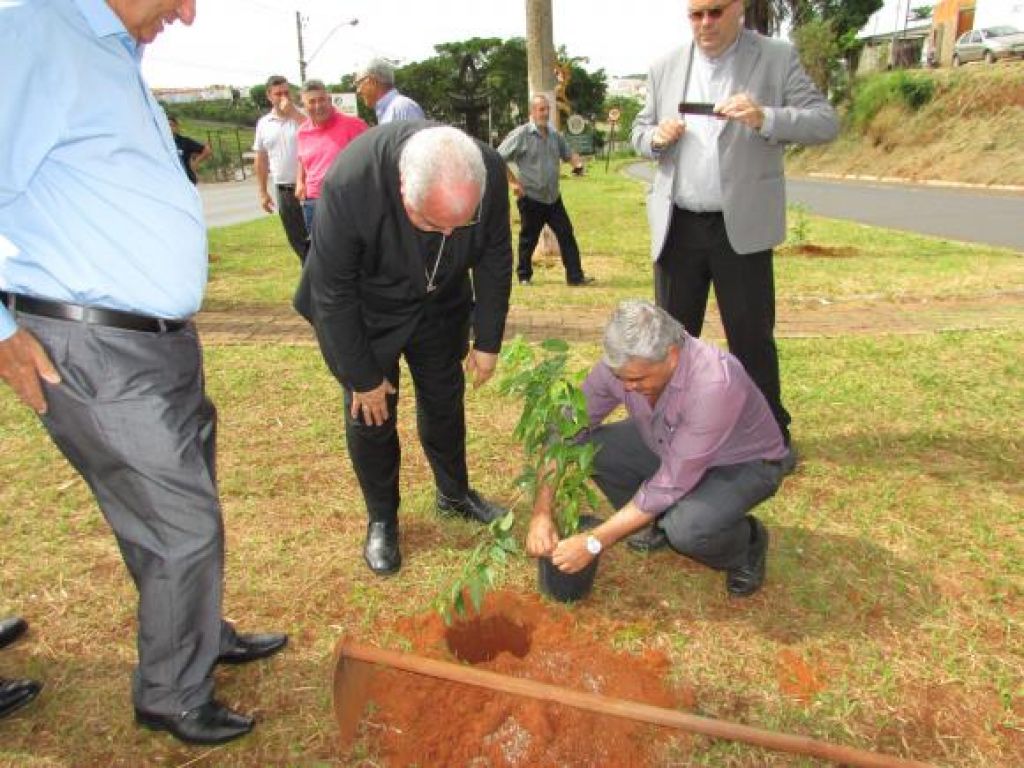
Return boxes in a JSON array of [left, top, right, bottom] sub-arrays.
[[357, 57, 396, 87], [602, 299, 686, 369], [398, 126, 486, 211]]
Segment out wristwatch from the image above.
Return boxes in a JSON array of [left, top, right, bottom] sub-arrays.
[[585, 534, 603, 556]]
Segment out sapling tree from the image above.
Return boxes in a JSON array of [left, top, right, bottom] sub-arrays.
[[433, 511, 517, 626], [497, 336, 601, 539], [433, 336, 601, 623]]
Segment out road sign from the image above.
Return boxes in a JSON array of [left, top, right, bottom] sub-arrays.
[[565, 132, 595, 155], [566, 114, 586, 135], [332, 92, 358, 116], [607, 107, 621, 123]]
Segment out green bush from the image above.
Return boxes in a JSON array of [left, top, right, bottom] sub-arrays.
[[847, 71, 936, 131], [894, 72, 935, 110]]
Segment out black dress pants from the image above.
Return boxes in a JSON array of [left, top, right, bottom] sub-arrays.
[[516, 195, 584, 283], [654, 207, 790, 442], [342, 314, 471, 523], [276, 184, 309, 264]]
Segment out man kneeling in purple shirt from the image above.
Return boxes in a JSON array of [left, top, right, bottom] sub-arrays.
[[526, 299, 791, 597]]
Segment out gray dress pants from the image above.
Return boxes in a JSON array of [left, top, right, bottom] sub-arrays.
[[21, 313, 234, 714], [588, 420, 783, 570]]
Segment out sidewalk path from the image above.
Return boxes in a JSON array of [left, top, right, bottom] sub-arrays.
[[197, 291, 1024, 346]]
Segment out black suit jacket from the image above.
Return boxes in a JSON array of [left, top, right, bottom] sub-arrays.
[[294, 121, 513, 392]]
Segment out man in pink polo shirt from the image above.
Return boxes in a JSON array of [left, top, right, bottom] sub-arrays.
[[296, 79, 368, 235]]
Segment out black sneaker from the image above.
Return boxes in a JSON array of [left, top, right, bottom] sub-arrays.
[[567, 276, 595, 286], [726, 517, 768, 597], [626, 523, 669, 552]]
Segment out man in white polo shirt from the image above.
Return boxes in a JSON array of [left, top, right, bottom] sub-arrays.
[[253, 74, 307, 263]]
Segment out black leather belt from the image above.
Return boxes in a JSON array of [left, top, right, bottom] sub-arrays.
[[676, 207, 723, 218], [1, 292, 187, 333]]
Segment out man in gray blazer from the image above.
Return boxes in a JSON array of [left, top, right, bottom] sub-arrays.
[[631, 0, 837, 471]]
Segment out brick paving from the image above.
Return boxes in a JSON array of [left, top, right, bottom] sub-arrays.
[[196, 291, 1024, 346]]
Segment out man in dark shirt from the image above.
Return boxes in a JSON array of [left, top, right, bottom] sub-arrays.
[[295, 122, 513, 576], [169, 115, 212, 185]]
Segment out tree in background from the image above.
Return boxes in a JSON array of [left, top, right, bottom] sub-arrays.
[[750, 0, 882, 95], [370, 37, 605, 143], [557, 46, 607, 125], [791, 17, 840, 93], [744, 0, 789, 35]]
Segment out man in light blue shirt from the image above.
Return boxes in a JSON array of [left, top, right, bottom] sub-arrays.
[[0, 0, 285, 745], [355, 57, 426, 124]]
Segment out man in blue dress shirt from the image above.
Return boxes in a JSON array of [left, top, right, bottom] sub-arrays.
[[0, 0, 286, 745]]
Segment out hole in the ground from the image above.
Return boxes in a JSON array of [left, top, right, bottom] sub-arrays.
[[445, 613, 532, 664]]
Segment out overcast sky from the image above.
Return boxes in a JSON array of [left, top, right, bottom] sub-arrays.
[[142, 0, 692, 88]]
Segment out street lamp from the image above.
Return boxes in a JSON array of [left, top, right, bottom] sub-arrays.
[[297, 16, 359, 83]]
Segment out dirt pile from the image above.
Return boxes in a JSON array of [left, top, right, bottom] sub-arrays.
[[339, 590, 697, 766]]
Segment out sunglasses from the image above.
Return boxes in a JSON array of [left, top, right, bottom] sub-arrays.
[[688, 0, 737, 21]]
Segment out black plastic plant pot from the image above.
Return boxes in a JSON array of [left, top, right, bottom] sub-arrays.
[[538, 554, 599, 603], [537, 514, 602, 603]]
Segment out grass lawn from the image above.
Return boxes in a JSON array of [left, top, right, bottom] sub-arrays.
[[0, 162, 1021, 766]]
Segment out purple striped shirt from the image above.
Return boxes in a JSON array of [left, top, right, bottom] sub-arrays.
[[582, 334, 786, 515]]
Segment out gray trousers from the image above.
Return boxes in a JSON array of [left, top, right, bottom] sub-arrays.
[[21, 313, 236, 714], [589, 420, 783, 570]]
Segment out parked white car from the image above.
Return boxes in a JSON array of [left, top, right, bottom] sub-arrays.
[[952, 26, 1024, 66]]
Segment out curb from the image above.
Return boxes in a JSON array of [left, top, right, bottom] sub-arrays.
[[799, 171, 1024, 195], [624, 162, 1024, 195]]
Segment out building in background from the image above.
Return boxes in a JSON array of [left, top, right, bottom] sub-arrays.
[[153, 86, 250, 104], [857, 1, 935, 72]]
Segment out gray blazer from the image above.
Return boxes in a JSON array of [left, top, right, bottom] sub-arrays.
[[631, 31, 838, 257]]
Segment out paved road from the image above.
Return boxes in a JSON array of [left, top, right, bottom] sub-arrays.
[[204, 168, 1024, 253], [624, 163, 1024, 252]]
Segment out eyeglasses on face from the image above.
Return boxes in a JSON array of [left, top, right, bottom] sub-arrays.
[[454, 202, 482, 230], [413, 201, 481, 234], [688, 0, 736, 22]]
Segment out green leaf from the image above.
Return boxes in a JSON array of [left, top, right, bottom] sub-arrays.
[[541, 338, 570, 352], [468, 578, 485, 613]]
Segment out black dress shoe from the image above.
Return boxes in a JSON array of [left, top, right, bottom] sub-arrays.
[[727, 517, 769, 597], [567, 275, 595, 286], [0, 677, 41, 719], [364, 520, 401, 575], [437, 488, 506, 524], [217, 632, 288, 665], [0, 617, 28, 650], [626, 523, 669, 552], [136, 700, 254, 745]]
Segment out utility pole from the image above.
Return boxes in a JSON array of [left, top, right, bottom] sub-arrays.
[[889, 0, 904, 69], [525, 0, 557, 127], [296, 11, 307, 84], [296, 13, 358, 85]]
